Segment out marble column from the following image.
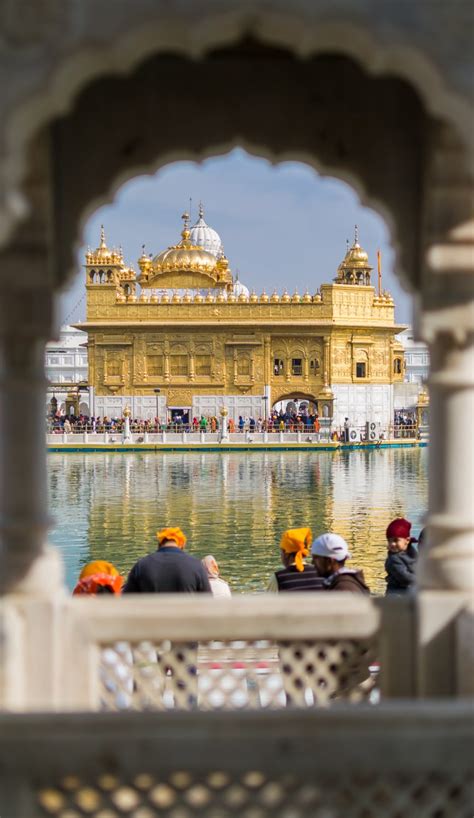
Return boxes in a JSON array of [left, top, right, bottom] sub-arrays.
[[419, 328, 474, 590], [0, 293, 61, 593]]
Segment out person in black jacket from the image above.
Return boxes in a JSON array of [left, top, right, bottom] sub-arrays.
[[384, 517, 418, 595], [123, 527, 211, 594]]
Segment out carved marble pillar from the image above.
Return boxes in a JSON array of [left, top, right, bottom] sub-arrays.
[[0, 290, 62, 594], [323, 336, 330, 387], [419, 327, 474, 591], [417, 127, 474, 591], [164, 340, 170, 383]]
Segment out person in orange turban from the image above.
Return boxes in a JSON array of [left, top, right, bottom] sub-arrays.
[[73, 560, 124, 595], [280, 528, 312, 572], [267, 527, 325, 593], [157, 527, 187, 549]]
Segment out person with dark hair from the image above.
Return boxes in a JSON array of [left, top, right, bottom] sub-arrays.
[[384, 517, 418, 595], [311, 533, 370, 594]]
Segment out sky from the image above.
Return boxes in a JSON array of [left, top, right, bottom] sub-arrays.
[[59, 148, 413, 326]]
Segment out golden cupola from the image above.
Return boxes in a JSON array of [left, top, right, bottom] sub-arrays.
[[85, 225, 124, 266], [141, 213, 231, 291], [335, 225, 373, 286]]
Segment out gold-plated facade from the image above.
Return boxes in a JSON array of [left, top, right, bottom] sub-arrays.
[[78, 217, 405, 422]]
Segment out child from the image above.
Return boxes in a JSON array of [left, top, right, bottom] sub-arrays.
[[385, 518, 418, 595]]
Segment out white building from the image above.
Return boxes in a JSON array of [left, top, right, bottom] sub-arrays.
[[394, 327, 430, 411], [45, 326, 89, 415]]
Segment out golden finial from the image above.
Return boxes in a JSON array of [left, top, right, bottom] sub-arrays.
[[354, 224, 359, 245], [100, 224, 107, 248], [181, 211, 191, 242], [346, 238, 350, 253]]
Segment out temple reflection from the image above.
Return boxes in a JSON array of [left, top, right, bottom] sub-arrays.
[[48, 449, 428, 594]]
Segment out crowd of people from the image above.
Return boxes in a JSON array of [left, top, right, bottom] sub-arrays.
[[73, 517, 423, 599], [47, 410, 322, 435]]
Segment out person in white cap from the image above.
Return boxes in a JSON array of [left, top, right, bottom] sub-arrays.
[[311, 533, 370, 594]]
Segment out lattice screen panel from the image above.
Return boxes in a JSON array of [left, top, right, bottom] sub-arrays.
[[99, 639, 378, 711], [36, 770, 473, 818]]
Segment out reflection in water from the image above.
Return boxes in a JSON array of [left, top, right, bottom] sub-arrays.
[[48, 448, 428, 595]]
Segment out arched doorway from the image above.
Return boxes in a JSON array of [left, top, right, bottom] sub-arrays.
[[0, 17, 471, 597]]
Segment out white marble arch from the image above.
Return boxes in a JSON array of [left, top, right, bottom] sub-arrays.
[[0, 2, 472, 600]]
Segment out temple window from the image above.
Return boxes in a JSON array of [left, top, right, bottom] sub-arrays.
[[237, 356, 250, 377], [356, 362, 367, 378], [310, 358, 320, 372], [170, 355, 188, 376], [393, 358, 402, 374], [107, 360, 121, 377], [195, 355, 211, 376], [291, 358, 303, 376], [147, 355, 163, 377], [273, 358, 284, 376]]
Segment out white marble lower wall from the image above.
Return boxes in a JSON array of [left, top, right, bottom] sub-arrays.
[[93, 395, 167, 420], [331, 384, 393, 430]]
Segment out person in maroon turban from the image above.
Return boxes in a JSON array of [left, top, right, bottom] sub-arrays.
[[385, 517, 418, 595]]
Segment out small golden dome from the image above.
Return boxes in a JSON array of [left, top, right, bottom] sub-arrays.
[[161, 292, 170, 303], [127, 293, 137, 303], [205, 291, 215, 303], [216, 291, 226, 302], [270, 290, 280, 303], [302, 290, 312, 303], [172, 291, 181, 303], [227, 292, 237, 302], [238, 291, 249, 302], [94, 226, 111, 260], [291, 290, 301, 303], [182, 289, 192, 303], [249, 290, 258, 303], [194, 292, 204, 303], [281, 289, 291, 303], [150, 294, 159, 303], [260, 290, 269, 303], [314, 292, 322, 302], [139, 292, 148, 303]]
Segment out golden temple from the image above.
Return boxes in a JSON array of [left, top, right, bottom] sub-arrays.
[[77, 207, 405, 428]]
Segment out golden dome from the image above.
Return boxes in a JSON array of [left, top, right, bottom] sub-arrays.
[[270, 290, 280, 303], [205, 291, 215, 303], [291, 290, 301, 303], [139, 292, 148, 303], [127, 293, 137, 303], [161, 292, 170, 303], [151, 214, 218, 278], [281, 289, 291, 303], [182, 289, 192, 303], [238, 291, 249, 302], [249, 290, 259, 303], [172, 291, 182, 303], [227, 292, 237, 302], [302, 290, 312, 303], [150, 294, 159, 303], [336, 226, 372, 285], [194, 292, 204, 303], [260, 290, 269, 303], [314, 292, 322, 302], [216, 291, 226, 303]]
